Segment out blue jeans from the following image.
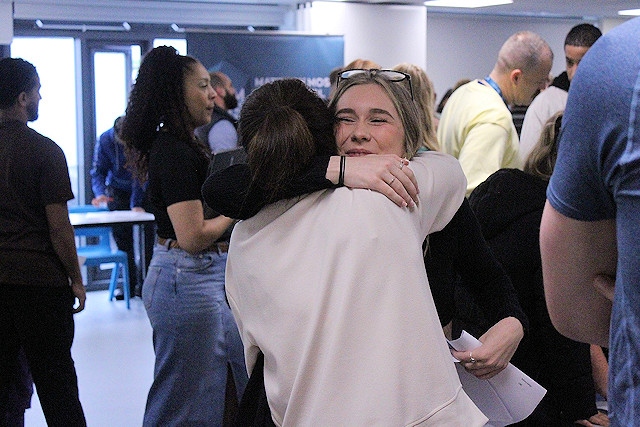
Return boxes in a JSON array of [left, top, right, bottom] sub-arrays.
[[142, 244, 248, 426]]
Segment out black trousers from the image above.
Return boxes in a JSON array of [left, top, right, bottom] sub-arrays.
[[234, 352, 275, 427], [107, 186, 154, 294], [0, 285, 86, 427], [2, 347, 31, 427]]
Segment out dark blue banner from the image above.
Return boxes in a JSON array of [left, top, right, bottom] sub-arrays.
[[186, 31, 344, 109]]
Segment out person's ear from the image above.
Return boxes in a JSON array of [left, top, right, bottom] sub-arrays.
[[510, 69, 522, 85], [17, 91, 29, 107]]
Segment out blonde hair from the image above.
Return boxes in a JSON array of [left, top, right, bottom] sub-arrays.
[[328, 59, 382, 102], [344, 58, 381, 70], [524, 110, 563, 180], [329, 71, 422, 159], [393, 63, 439, 151]]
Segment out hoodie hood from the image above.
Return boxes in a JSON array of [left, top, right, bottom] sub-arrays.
[[551, 71, 570, 92], [468, 168, 548, 241]]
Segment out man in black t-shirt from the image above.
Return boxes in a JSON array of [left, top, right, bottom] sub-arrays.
[[0, 57, 87, 426]]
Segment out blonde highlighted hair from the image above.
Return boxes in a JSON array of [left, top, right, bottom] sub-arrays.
[[329, 70, 423, 159], [393, 63, 439, 151], [523, 110, 563, 180]]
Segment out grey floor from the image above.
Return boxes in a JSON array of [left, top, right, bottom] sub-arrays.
[[21, 290, 609, 426], [24, 290, 154, 427]]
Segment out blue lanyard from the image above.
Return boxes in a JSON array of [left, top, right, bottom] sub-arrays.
[[483, 76, 506, 105]]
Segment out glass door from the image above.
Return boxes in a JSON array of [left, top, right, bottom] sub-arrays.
[[10, 37, 79, 199], [94, 49, 132, 138], [81, 40, 146, 204]]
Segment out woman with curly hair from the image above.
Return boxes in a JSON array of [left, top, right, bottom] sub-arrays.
[[120, 46, 247, 426]]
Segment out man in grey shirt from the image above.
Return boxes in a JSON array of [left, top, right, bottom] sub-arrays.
[[195, 71, 239, 153]]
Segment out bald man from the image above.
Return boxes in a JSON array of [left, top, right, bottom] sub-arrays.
[[519, 23, 602, 162], [438, 31, 553, 195]]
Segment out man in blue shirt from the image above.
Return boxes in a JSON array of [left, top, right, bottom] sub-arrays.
[[90, 116, 152, 298], [540, 17, 640, 425]]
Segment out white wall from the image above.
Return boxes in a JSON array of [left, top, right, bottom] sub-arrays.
[[9, 1, 632, 102], [0, 0, 12, 44], [426, 13, 597, 102], [298, 3, 630, 108], [602, 17, 631, 32], [300, 2, 426, 70]]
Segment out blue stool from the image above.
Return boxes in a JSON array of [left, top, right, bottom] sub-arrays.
[[75, 226, 131, 309]]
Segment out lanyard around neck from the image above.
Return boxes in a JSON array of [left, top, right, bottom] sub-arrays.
[[483, 76, 507, 105]]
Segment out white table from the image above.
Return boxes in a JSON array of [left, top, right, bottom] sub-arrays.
[[70, 211, 156, 283]]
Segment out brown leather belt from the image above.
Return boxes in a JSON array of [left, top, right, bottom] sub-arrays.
[[158, 237, 229, 253]]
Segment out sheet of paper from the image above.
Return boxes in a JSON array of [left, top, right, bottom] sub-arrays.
[[448, 330, 547, 427]]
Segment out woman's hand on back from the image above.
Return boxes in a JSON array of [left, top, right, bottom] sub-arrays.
[[337, 154, 419, 208]]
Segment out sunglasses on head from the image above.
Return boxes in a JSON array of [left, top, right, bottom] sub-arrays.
[[337, 68, 414, 100]]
